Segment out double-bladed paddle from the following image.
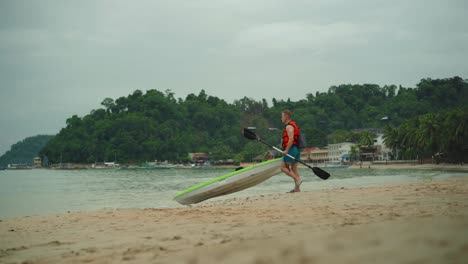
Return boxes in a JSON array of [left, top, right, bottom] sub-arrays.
[[243, 128, 330, 180]]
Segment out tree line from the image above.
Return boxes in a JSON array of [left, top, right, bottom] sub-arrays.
[[383, 108, 468, 163], [0, 135, 54, 167], [38, 76, 467, 164]]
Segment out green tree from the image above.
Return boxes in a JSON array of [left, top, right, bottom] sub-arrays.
[[0, 135, 54, 166], [349, 145, 360, 162], [383, 125, 399, 160], [39, 77, 468, 164]]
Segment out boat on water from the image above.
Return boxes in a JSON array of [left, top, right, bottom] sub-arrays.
[[120, 161, 176, 170], [321, 162, 351, 168], [120, 165, 177, 170], [191, 160, 213, 169], [91, 162, 120, 169], [6, 164, 33, 170]]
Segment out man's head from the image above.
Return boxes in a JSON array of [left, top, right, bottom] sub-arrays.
[[281, 110, 292, 124]]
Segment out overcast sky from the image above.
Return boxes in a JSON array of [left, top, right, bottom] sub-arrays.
[[1, 0, 467, 156]]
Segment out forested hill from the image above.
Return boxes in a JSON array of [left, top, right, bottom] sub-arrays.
[[0, 135, 54, 167], [40, 76, 468, 164]]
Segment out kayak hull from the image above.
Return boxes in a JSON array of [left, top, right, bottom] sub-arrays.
[[174, 158, 282, 205]]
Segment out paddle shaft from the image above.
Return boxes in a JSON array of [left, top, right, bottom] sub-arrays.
[[242, 127, 329, 180], [257, 138, 314, 170]]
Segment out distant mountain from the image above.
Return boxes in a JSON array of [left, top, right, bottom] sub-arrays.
[[0, 135, 54, 167]]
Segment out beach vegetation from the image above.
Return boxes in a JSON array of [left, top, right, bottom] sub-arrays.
[[0, 135, 54, 167], [37, 76, 468, 164], [384, 108, 468, 163]]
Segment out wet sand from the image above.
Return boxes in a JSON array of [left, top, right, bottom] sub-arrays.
[[1, 177, 467, 264], [349, 162, 468, 170]]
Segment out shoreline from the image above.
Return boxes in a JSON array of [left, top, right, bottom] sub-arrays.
[[348, 161, 468, 170], [243, 161, 468, 170], [1, 177, 467, 263], [9, 162, 466, 171]]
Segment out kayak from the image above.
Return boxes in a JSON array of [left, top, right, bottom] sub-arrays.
[[174, 158, 282, 205]]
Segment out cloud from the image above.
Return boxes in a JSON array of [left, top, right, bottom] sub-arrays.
[[229, 21, 376, 56], [0, 0, 467, 155]]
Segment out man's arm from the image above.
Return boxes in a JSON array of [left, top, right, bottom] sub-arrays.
[[283, 125, 294, 155]]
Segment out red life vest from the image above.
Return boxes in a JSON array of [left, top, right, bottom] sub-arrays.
[[282, 121, 300, 148]]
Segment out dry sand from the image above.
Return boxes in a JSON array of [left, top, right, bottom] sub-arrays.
[[1, 177, 467, 264]]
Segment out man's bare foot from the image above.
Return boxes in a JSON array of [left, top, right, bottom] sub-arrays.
[[287, 188, 300, 193], [295, 178, 303, 188]]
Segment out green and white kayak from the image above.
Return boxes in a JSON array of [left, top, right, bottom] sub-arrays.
[[174, 158, 282, 205]]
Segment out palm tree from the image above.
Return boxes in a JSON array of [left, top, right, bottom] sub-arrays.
[[416, 113, 440, 159], [398, 121, 419, 160], [443, 109, 468, 162], [359, 131, 375, 147], [383, 125, 398, 160], [349, 145, 360, 162], [359, 131, 375, 161]]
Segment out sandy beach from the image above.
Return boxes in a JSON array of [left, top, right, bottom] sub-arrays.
[[1, 177, 467, 264], [348, 162, 468, 170], [240, 161, 468, 170]]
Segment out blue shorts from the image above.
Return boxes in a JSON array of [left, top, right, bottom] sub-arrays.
[[282, 146, 300, 163]]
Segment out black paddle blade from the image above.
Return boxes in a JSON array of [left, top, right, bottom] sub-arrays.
[[243, 128, 258, 140], [312, 167, 330, 180]]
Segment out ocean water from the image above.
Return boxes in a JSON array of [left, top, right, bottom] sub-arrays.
[[0, 166, 467, 219]]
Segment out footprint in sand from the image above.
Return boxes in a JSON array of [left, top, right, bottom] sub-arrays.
[[81, 247, 98, 254], [1, 246, 29, 258], [39, 240, 74, 247]]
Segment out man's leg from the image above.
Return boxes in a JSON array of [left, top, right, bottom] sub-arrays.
[[281, 162, 301, 189], [290, 162, 302, 190]]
